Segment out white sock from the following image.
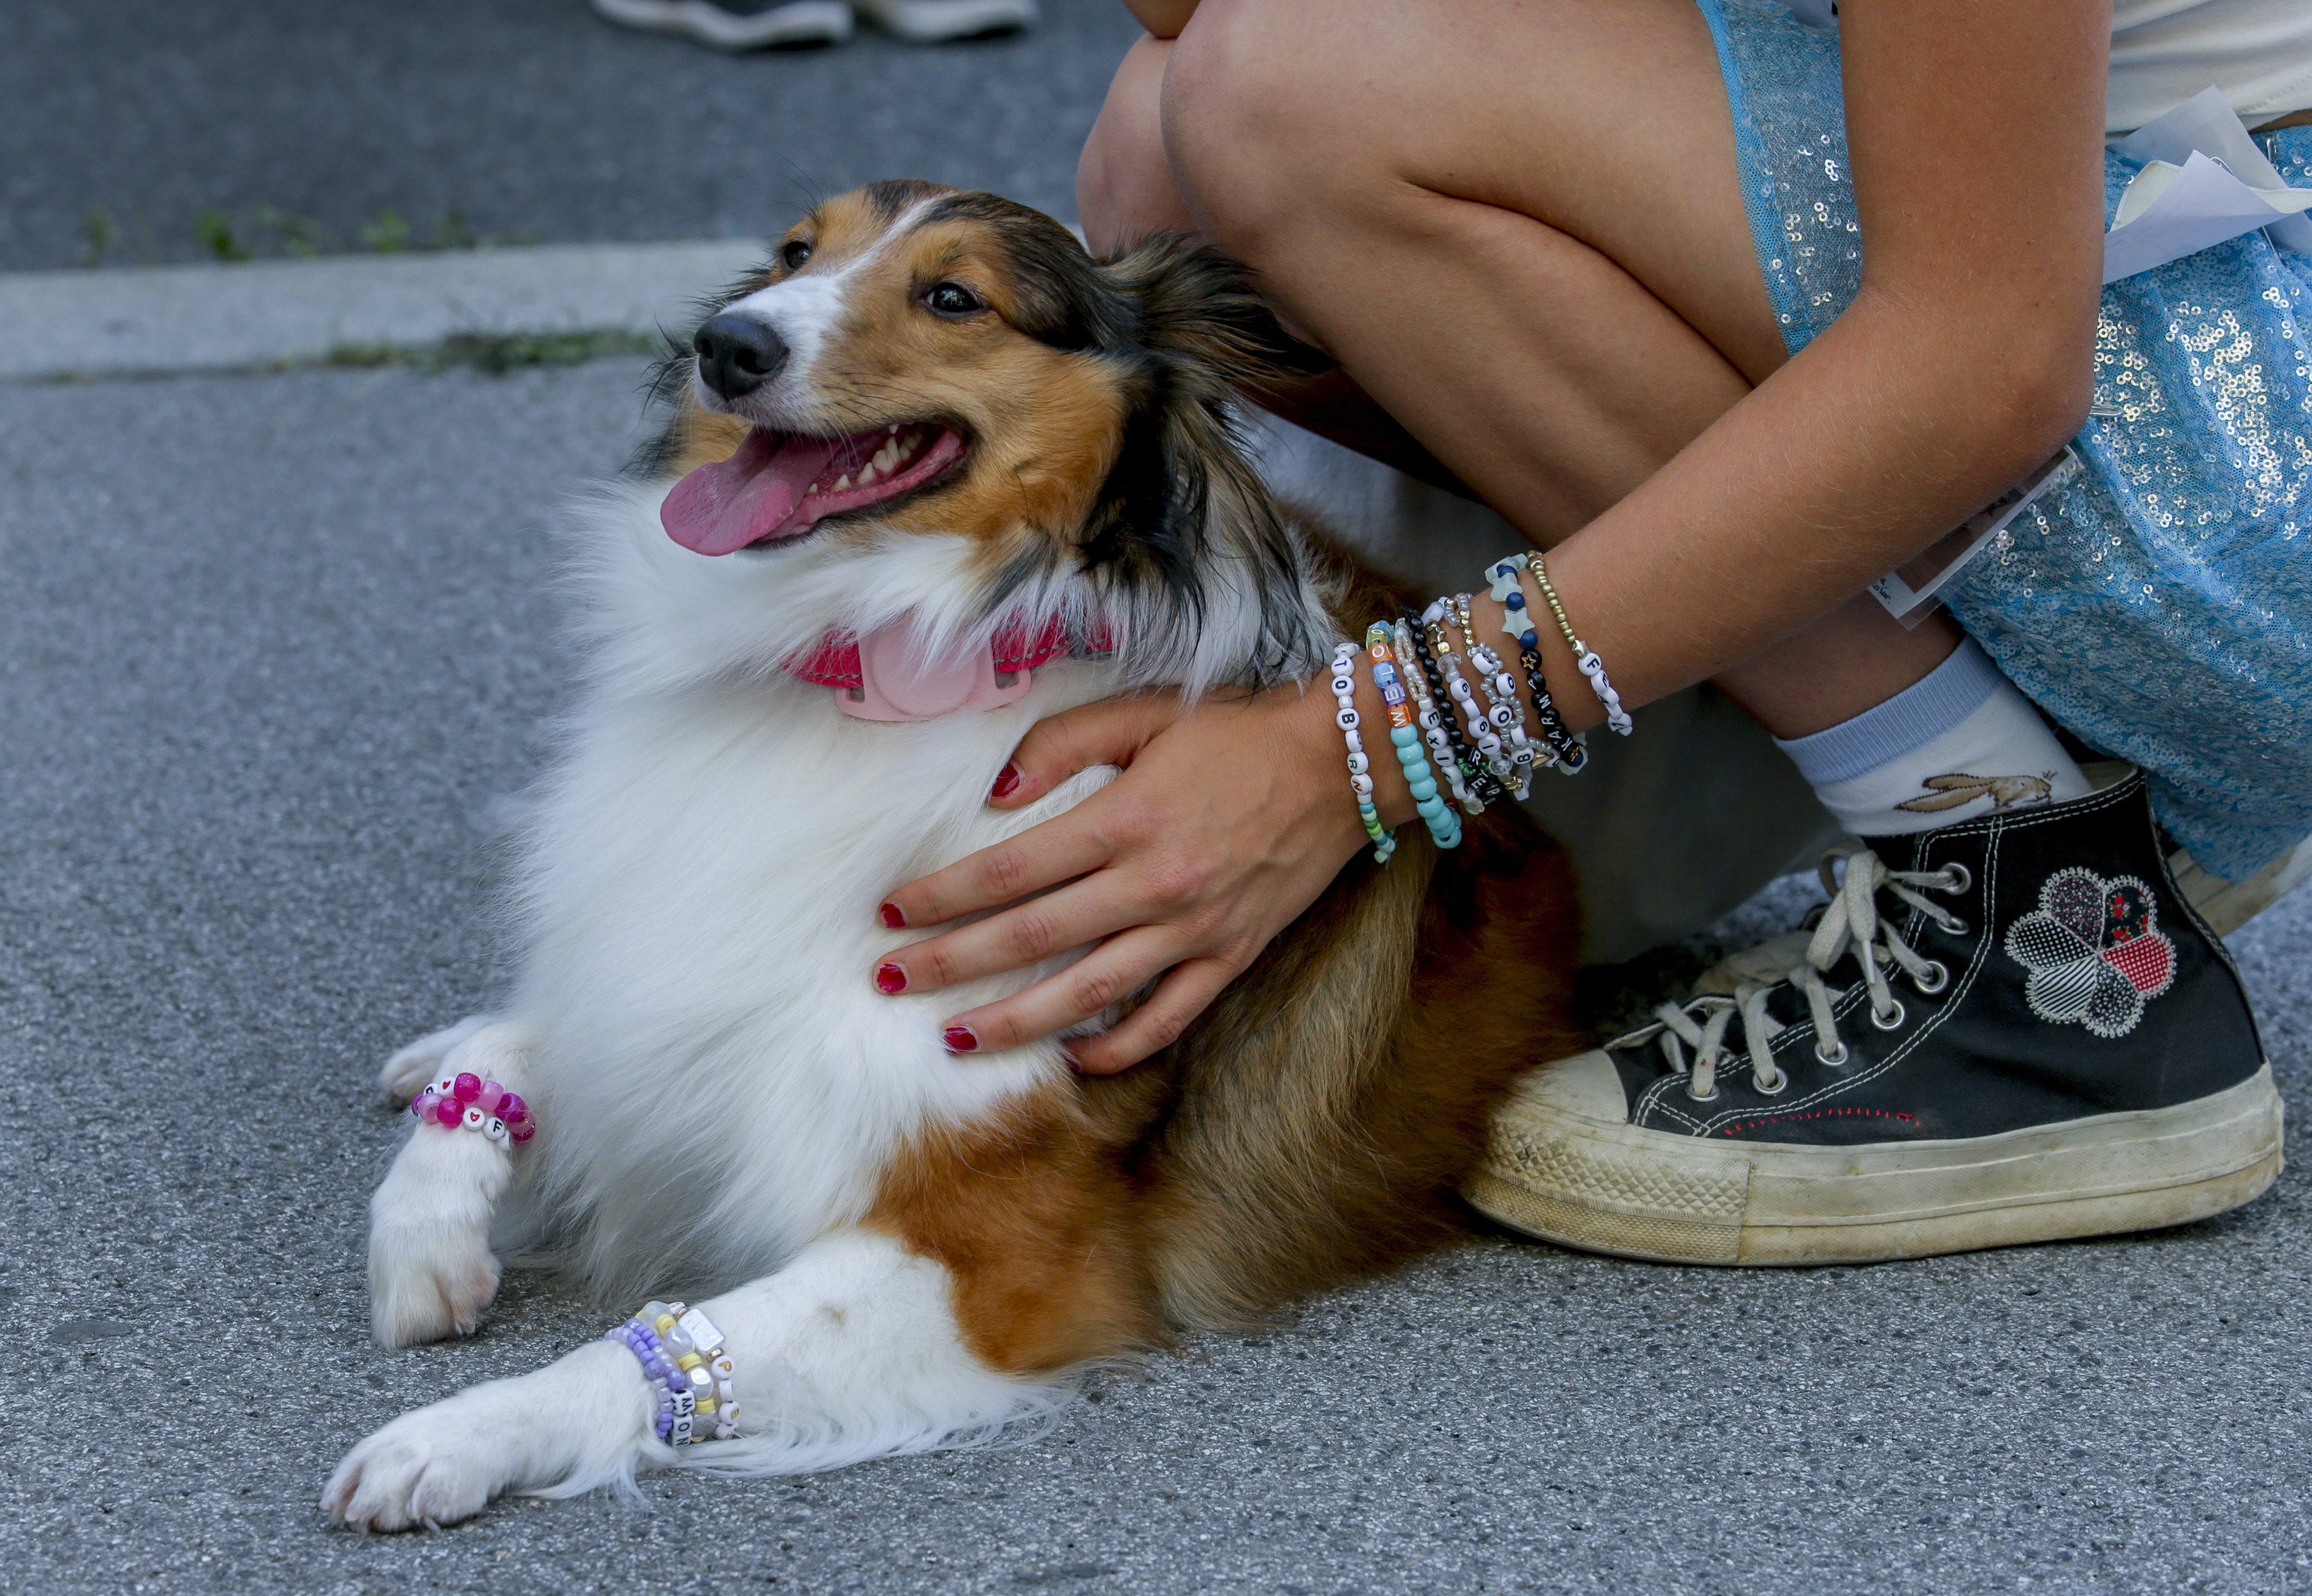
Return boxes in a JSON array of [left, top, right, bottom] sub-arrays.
[[1775, 640, 2091, 838]]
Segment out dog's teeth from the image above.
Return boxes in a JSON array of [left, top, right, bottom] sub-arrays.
[[857, 463, 878, 485], [872, 444, 897, 475], [887, 424, 899, 434], [832, 474, 850, 491]]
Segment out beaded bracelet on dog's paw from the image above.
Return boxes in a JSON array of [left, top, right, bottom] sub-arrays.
[[608, 1300, 740, 1445], [409, 1072, 534, 1145]]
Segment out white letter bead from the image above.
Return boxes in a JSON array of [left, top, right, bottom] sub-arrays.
[[1330, 676, 1355, 697], [709, 1354, 736, 1379], [671, 1390, 696, 1417], [461, 1106, 487, 1131], [1349, 774, 1374, 797], [677, 1306, 725, 1351], [1494, 673, 1516, 696], [1335, 708, 1358, 731], [483, 1117, 508, 1142], [1487, 704, 1515, 730], [670, 1415, 694, 1442], [1343, 729, 1364, 754], [1345, 752, 1369, 776]]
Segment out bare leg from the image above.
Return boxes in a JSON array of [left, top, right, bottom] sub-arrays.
[[1079, 8, 1964, 737]]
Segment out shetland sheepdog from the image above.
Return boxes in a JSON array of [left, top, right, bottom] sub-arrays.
[[324, 182, 1579, 1530]]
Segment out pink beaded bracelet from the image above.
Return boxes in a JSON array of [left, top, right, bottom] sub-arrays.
[[409, 1071, 534, 1145]]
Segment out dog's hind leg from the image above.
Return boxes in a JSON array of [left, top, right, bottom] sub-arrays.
[[368, 1018, 537, 1348], [326, 1223, 1095, 1529]]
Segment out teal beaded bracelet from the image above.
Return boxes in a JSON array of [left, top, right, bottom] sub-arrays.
[[1364, 624, 1461, 852]]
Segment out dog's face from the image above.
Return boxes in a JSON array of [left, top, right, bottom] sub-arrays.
[[646, 181, 1333, 686]]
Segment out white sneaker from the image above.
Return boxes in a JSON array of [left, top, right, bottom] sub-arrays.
[[590, 0, 854, 50], [850, 0, 1035, 43]]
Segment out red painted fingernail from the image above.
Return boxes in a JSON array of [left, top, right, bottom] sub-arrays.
[[942, 1025, 979, 1053], [878, 902, 906, 929], [874, 962, 908, 996], [990, 764, 1021, 800]]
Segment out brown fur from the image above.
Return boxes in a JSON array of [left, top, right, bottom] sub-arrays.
[[674, 184, 1583, 1371]]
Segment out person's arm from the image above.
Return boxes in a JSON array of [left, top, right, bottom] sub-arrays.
[[1124, 1, 1199, 39], [884, 0, 2110, 1073]]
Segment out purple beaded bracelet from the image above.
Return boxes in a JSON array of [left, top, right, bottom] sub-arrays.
[[409, 1071, 534, 1145], [604, 1300, 738, 1446]]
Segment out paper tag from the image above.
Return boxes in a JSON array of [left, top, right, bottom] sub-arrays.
[[1869, 448, 2080, 628], [2105, 86, 2312, 281]]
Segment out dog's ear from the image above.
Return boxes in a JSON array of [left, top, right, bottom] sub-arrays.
[[1075, 236, 1334, 691]]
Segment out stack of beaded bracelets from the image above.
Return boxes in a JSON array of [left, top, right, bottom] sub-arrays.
[[1365, 624, 1461, 850], [1331, 640, 1395, 865], [607, 1300, 740, 1446], [1482, 556, 1590, 773], [409, 1072, 534, 1146]]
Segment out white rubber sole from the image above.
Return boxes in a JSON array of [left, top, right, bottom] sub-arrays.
[[851, 0, 1036, 41], [1467, 1062, 2283, 1266], [589, 0, 853, 50]]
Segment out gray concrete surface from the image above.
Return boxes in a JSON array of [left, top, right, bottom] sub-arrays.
[[0, 240, 766, 381], [0, 0, 1138, 272], [3, 357, 2310, 1596]]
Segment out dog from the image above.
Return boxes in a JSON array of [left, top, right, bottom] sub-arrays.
[[323, 181, 1581, 1530]]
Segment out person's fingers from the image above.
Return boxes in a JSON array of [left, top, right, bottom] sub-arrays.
[[987, 692, 1180, 809], [878, 804, 1121, 935], [935, 926, 1191, 1056], [1061, 957, 1243, 1075], [878, 867, 1148, 996]]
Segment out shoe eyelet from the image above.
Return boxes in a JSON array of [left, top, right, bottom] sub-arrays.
[[1870, 999, 1907, 1031], [1936, 862, 1973, 895], [1934, 916, 1970, 938], [1814, 1038, 1849, 1066], [1684, 1081, 1720, 1102], [1912, 960, 1950, 995], [1752, 1069, 1788, 1096]]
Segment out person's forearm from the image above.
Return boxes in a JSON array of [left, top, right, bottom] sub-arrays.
[[1124, 0, 1197, 38], [1532, 285, 2093, 719]]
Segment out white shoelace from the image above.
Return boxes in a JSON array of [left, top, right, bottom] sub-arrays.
[[1610, 843, 1971, 1102]]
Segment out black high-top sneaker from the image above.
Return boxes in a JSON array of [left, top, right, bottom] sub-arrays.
[[1467, 770, 2283, 1266]]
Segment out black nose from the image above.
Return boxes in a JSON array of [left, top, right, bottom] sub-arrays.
[[693, 313, 789, 400]]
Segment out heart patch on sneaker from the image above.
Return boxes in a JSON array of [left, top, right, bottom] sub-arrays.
[[2005, 867, 2177, 1038]]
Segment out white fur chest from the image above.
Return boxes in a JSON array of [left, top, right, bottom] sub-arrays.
[[509, 644, 1115, 1289]]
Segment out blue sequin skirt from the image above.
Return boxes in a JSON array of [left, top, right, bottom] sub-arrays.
[[1699, 0, 2312, 879]]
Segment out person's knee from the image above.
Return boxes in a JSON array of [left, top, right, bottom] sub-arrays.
[[1078, 35, 1196, 257], [1161, 0, 1363, 271]]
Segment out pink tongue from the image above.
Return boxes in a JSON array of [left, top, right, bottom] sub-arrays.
[[661, 429, 847, 555]]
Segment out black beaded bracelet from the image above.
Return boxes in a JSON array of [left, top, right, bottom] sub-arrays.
[[1404, 609, 1507, 810], [1517, 645, 1590, 774]]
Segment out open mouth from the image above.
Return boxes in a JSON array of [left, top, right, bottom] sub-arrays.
[[660, 421, 968, 556]]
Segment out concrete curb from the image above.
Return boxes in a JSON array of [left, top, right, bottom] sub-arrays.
[[0, 239, 766, 382]]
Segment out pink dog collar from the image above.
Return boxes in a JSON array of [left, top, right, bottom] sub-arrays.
[[786, 615, 1114, 722]]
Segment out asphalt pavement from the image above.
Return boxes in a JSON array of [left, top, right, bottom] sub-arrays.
[[0, 0, 1137, 272], [3, 354, 2311, 1596]]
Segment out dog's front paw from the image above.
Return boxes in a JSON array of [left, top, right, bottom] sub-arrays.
[[370, 1127, 510, 1347], [378, 1015, 494, 1102], [324, 1395, 514, 1531]]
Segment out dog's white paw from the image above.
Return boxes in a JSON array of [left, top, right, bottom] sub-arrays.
[[323, 1393, 516, 1531], [369, 1124, 510, 1347], [378, 1014, 494, 1102]]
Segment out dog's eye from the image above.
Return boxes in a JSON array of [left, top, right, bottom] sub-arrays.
[[923, 282, 984, 318], [779, 239, 812, 271]]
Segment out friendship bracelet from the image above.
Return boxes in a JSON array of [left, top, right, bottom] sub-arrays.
[[1465, 637, 1538, 802], [607, 1300, 741, 1446], [1483, 555, 1588, 775], [409, 1072, 534, 1146], [1418, 603, 1508, 810], [1331, 641, 1395, 865], [1529, 553, 1635, 737], [1364, 624, 1461, 851], [1447, 595, 1523, 795], [1403, 611, 1495, 813], [1392, 617, 1477, 815]]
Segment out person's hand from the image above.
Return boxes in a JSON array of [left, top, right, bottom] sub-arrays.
[[874, 680, 1380, 1074]]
